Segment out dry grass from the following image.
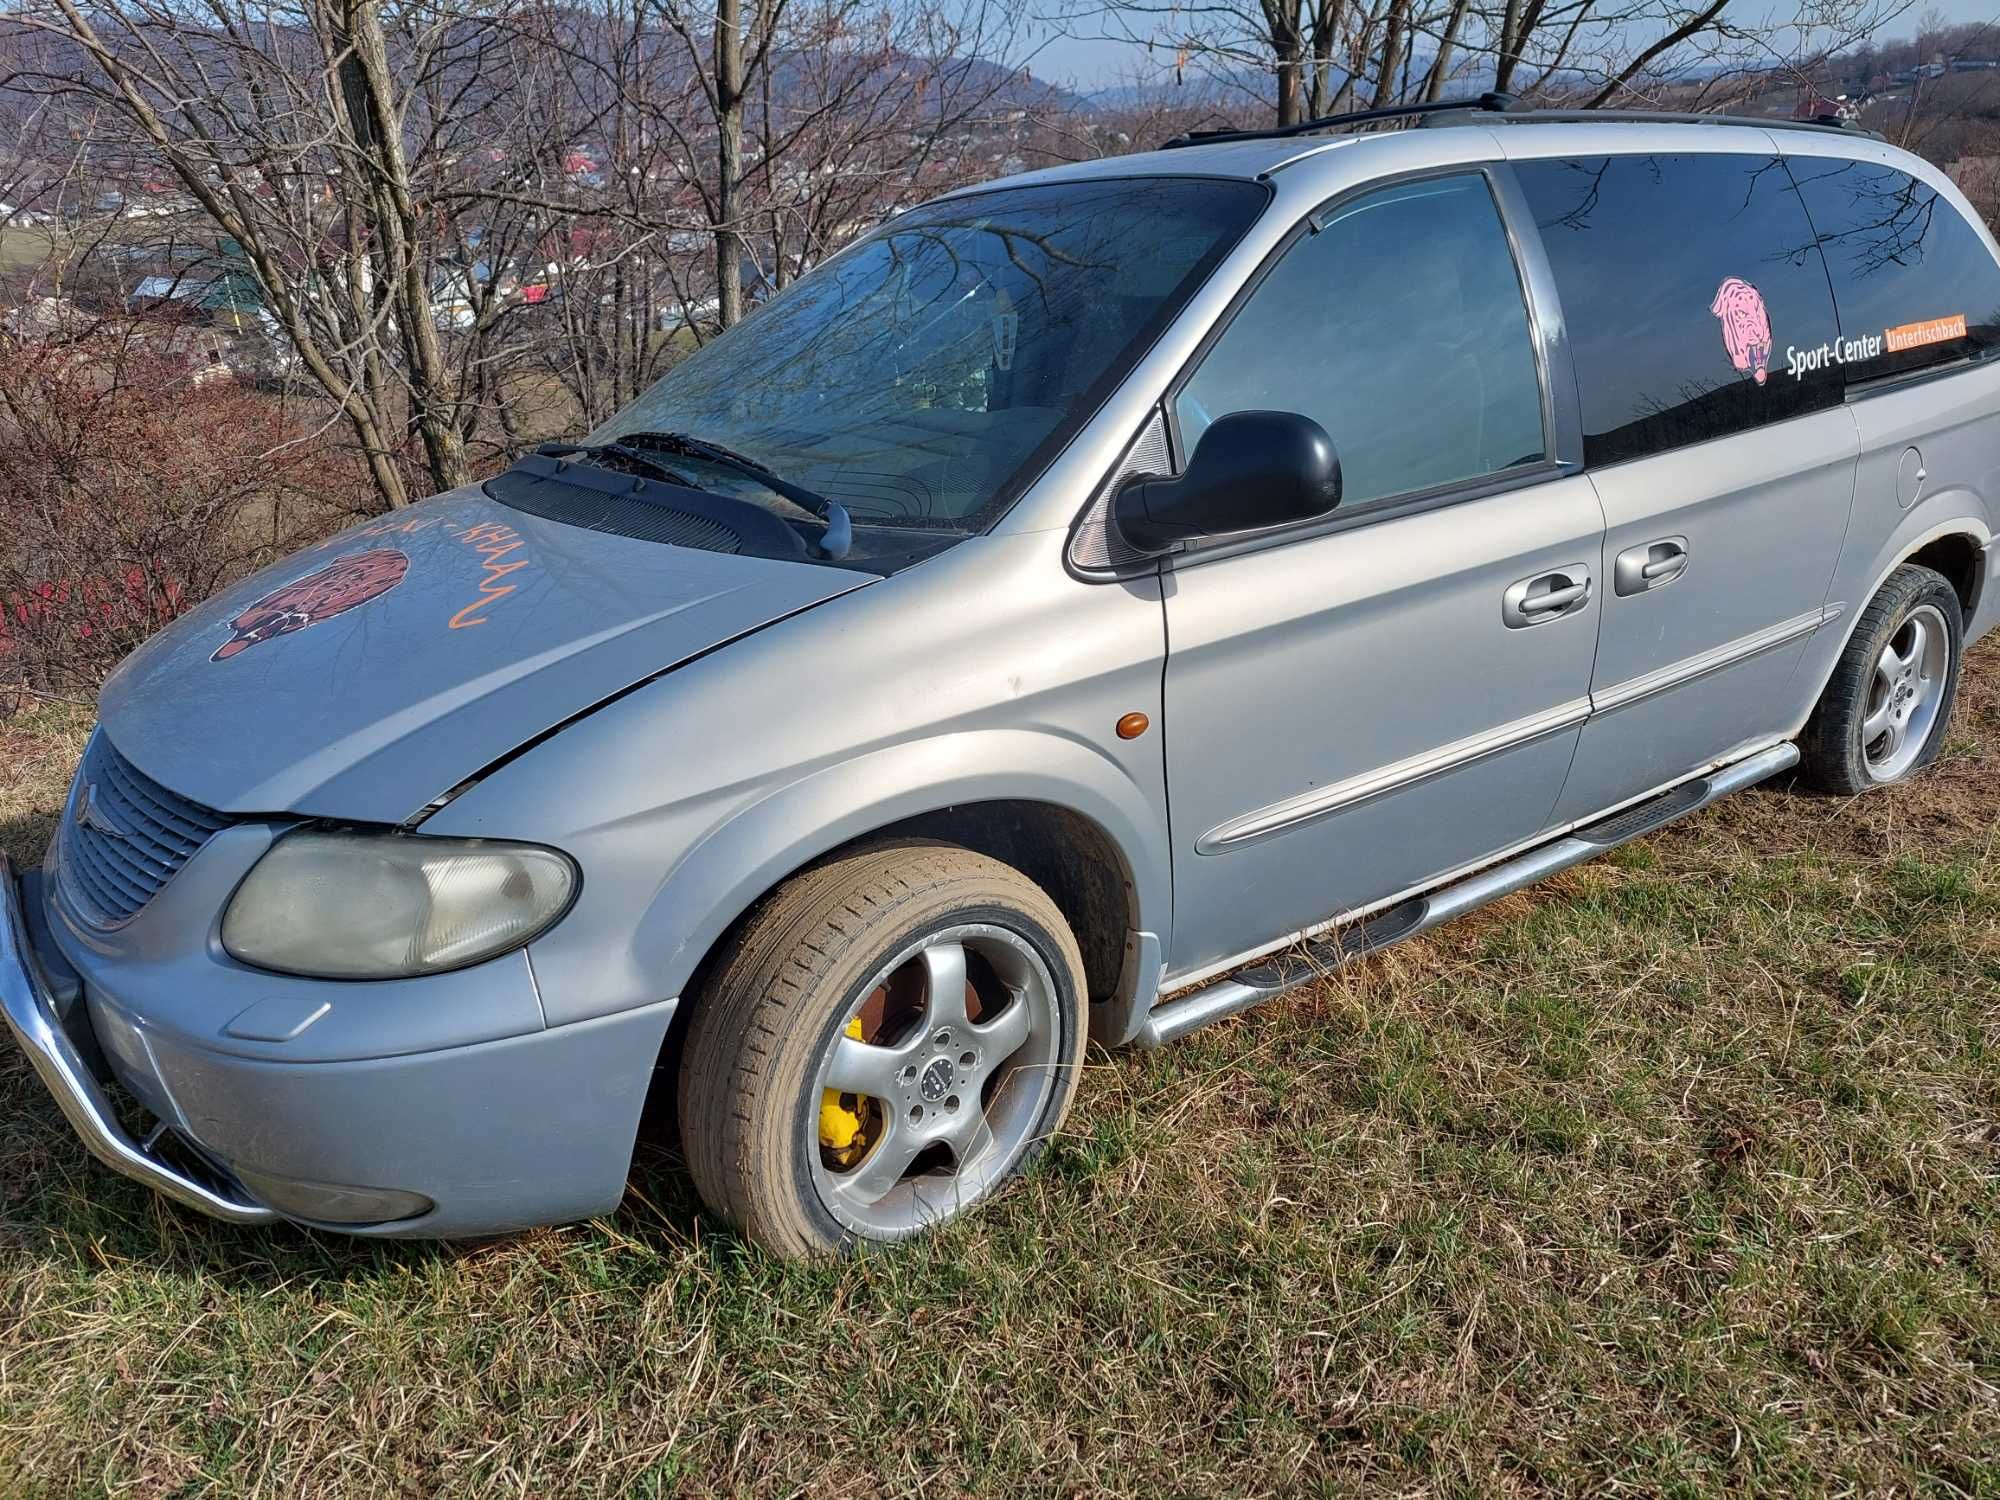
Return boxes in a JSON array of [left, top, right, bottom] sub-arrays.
[[2, 657, 1997, 1497], [0, 226, 64, 275]]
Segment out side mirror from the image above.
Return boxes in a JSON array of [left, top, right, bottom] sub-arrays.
[[1113, 409, 1341, 555]]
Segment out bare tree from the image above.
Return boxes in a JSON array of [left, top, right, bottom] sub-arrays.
[[0, 0, 565, 505], [627, 0, 1037, 329], [1049, 0, 1918, 128]]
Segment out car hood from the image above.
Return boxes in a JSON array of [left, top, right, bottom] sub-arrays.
[[97, 485, 874, 822]]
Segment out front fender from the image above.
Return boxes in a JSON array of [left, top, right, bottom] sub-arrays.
[[427, 532, 1174, 1032], [455, 726, 1169, 1033], [629, 728, 1170, 1018]]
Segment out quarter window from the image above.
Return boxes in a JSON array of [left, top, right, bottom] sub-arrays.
[[1787, 158, 2000, 385], [1515, 154, 1843, 468], [1175, 174, 1546, 513]]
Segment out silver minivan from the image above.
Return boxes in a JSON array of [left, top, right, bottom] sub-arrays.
[[6, 100, 2000, 1255]]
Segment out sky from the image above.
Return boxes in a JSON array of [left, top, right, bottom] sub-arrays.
[[1027, 0, 1998, 91]]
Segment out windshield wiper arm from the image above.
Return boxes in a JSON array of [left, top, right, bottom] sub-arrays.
[[620, 430, 852, 559], [535, 440, 694, 488]]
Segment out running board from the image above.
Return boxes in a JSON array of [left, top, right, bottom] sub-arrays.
[[1134, 742, 1798, 1049]]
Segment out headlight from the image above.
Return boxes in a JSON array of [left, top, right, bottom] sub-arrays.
[[221, 830, 577, 979]]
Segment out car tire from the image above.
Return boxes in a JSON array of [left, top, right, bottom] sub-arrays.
[[678, 840, 1087, 1257], [1799, 563, 1963, 795]]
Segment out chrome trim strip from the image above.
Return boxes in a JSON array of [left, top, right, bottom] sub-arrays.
[[1164, 735, 1790, 996], [0, 854, 278, 1225], [1197, 696, 1591, 853], [1592, 607, 1828, 715], [1140, 742, 1800, 1045]]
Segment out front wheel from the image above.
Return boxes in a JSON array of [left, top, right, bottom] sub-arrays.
[[1799, 563, 1962, 795], [678, 841, 1087, 1257]]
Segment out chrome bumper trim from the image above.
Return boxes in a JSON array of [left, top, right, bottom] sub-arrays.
[[0, 854, 277, 1224]]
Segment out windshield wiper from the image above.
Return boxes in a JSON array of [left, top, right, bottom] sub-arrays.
[[619, 429, 852, 558], [534, 440, 694, 488]]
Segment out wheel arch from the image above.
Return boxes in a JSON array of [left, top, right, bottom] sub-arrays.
[[850, 801, 1138, 1011], [637, 731, 1171, 1060], [1905, 531, 1984, 622], [1793, 504, 1991, 735]]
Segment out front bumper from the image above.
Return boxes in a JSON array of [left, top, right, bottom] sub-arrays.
[[1, 854, 276, 1223], [5, 854, 680, 1236]]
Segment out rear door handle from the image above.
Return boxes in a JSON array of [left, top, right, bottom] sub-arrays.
[[1502, 566, 1592, 629], [1613, 537, 1688, 596]]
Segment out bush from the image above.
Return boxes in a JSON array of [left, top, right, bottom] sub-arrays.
[[0, 320, 380, 703]]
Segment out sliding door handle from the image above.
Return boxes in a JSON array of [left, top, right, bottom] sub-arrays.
[[1614, 537, 1689, 596], [1520, 583, 1585, 613]]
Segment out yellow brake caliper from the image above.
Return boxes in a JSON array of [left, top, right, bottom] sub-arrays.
[[819, 1017, 868, 1166]]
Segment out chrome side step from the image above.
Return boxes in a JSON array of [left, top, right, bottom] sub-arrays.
[[1133, 741, 1799, 1049]]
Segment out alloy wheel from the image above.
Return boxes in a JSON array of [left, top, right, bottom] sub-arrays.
[[809, 922, 1062, 1238], [1862, 602, 1950, 782]]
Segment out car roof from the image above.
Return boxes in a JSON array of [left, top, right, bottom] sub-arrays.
[[946, 112, 1891, 197]]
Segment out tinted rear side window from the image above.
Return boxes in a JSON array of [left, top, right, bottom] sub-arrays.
[[1787, 158, 2000, 385], [1516, 154, 1842, 467]]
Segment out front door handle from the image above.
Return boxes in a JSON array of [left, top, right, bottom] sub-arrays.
[[1502, 566, 1592, 629], [1614, 537, 1689, 596]]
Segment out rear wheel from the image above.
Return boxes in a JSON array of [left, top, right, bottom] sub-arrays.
[[1799, 563, 1962, 794], [678, 841, 1086, 1257]]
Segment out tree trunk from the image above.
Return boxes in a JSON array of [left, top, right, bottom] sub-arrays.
[[715, 0, 746, 329], [1262, 0, 1305, 125], [1372, 0, 1408, 107], [1422, 0, 1472, 100], [1494, 0, 1525, 94], [337, 0, 471, 496]]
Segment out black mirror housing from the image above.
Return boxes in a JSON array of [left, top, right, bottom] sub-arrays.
[[1113, 410, 1342, 555]]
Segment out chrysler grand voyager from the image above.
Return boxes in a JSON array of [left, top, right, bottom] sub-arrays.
[[6, 99, 2000, 1255]]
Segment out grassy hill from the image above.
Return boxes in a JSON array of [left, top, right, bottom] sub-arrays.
[[2, 655, 1996, 1495]]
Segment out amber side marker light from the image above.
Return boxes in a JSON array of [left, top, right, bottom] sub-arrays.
[[1116, 712, 1150, 740]]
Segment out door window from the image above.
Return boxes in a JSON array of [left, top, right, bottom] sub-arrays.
[[1175, 174, 1546, 514], [1787, 158, 2000, 385], [1514, 154, 1843, 468]]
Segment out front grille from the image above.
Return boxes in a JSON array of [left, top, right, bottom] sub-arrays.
[[57, 734, 233, 927]]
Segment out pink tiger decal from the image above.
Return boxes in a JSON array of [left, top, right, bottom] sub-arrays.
[[1709, 277, 1772, 386], [210, 547, 409, 662]]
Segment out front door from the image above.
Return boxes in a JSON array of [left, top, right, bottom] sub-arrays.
[[1508, 151, 1858, 821], [1156, 170, 1603, 980]]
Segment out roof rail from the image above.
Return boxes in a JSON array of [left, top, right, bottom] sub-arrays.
[[1482, 108, 1884, 141], [1159, 95, 1883, 151], [1159, 91, 1523, 151]]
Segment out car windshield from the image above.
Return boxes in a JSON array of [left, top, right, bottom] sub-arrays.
[[589, 176, 1267, 530]]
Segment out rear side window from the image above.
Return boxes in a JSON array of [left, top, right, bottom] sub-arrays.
[[1175, 173, 1546, 512], [1516, 154, 1843, 468], [1788, 158, 2000, 385]]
